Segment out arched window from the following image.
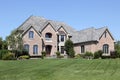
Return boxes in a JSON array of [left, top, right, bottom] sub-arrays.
[[33, 45, 38, 54], [29, 31, 34, 39], [24, 44, 29, 52], [103, 44, 109, 54], [45, 33, 52, 41]]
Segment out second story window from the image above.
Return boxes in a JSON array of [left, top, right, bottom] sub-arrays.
[[29, 31, 34, 39], [61, 35, 65, 42], [45, 33, 52, 41]]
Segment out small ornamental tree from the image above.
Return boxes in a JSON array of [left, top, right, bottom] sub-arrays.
[[65, 39, 75, 58]]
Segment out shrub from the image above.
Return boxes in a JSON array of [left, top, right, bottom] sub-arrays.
[[56, 51, 61, 58], [101, 56, 111, 59], [115, 50, 120, 58], [18, 55, 29, 59], [65, 39, 75, 58], [84, 51, 93, 59], [0, 50, 10, 59], [69, 48, 75, 58], [13, 49, 29, 58], [41, 51, 46, 59], [75, 54, 81, 59], [94, 50, 103, 59], [2, 53, 16, 60]]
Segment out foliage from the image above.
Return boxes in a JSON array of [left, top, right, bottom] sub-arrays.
[[41, 51, 46, 59], [2, 53, 16, 60], [94, 50, 103, 59], [18, 55, 29, 59], [75, 54, 82, 58], [0, 50, 10, 59], [84, 51, 93, 59], [13, 49, 29, 58], [56, 51, 61, 58], [2, 40, 8, 50], [6, 29, 23, 50], [101, 56, 111, 59], [65, 39, 75, 58], [0, 37, 2, 49]]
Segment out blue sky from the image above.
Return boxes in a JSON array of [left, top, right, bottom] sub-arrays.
[[0, 0, 120, 40]]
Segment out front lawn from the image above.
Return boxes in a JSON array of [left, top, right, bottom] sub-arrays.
[[0, 59, 120, 80]]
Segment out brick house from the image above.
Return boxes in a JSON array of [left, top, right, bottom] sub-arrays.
[[17, 16, 114, 57]]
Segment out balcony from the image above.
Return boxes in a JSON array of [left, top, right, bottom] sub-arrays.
[[45, 38, 52, 42]]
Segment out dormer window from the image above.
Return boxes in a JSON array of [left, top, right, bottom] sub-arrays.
[[29, 31, 34, 39], [45, 33, 52, 41]]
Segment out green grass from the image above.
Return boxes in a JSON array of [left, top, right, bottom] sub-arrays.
[[0, 59, 120, 80]]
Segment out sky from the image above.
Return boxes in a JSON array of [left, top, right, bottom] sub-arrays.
[[0, 0, 120, 40]]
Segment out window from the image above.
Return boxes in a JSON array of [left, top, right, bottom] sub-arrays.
[[45, 33, 52, 41], [103, 44, 109, 54], [61, 46, 64, 54], [29, 31, 34, 39], [61, 35, 65, 42], [24, 44, 29, 52], [81, 45, 85, 53], [33, 45, 38, 54], [45, 33, 52, 38]]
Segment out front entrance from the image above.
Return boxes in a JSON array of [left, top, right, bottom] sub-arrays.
[[46, 45, 52, 56]]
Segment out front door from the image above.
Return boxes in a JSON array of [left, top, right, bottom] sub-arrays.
[[46, 45, 52, 56]]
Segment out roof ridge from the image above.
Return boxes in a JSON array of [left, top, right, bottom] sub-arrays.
[[95, 26, 107, 30], [78, 27, 95, 32]]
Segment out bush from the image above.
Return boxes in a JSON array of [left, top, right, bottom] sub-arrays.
[[41, 51, 46, 59], [18, 55, 29, 59], [75, 54, 81, 59], [56, 51, 61, 58], [2, 53, 16, 60], [13, 49, 29, 58], [0, 50, 10, 60], [84, 51, 93, 59], [69, 48, 75, 58], [114, 50, 120, 58], [65, 39, 75, 58], [101, 56, 111, 59], [94, 50, 103, 59]]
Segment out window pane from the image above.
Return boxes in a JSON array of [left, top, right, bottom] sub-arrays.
[[29, 31, 34, 39], [33, 45, 38, 54], [61, 46, 64, 54], [61, 35, 64, 42], [24, 44, 29, 52], [103, 44, 109, 54], [45, 33, 52, 38], [81, 45, 85, 53]]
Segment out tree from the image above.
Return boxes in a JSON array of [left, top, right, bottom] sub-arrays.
[[114, 41, 120, 57], [65, 39, 75, 58], [0, 37, 2, 50], [2, 40, 8, 50], [6, 29, 23, 51]]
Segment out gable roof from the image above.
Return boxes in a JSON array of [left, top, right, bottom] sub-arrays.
[[72, 27, 114, 44], [21, 25, 41, 37], [17, 16, 76, 35], [17, 16, 114, 44]]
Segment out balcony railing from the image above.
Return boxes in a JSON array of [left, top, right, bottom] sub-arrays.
[[45, 38, 52, 42]]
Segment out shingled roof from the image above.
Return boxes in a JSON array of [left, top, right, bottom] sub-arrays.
[[17, 16, 112, 43]]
